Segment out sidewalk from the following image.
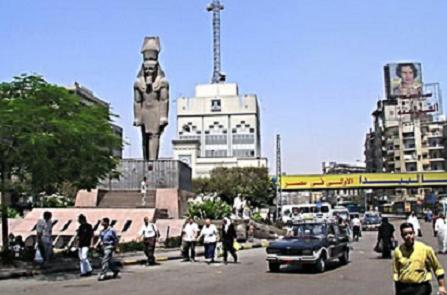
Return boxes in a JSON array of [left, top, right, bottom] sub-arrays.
[[0, 239, 268, 280]]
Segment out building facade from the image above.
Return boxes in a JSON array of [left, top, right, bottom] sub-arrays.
[[172, 83, 267, 178], [364, 62, 446, 200], [67, 82, 123, 159]]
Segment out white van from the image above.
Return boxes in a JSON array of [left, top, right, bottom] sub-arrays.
[[281, 203, 332, 223], [295, 203, 332, 220]]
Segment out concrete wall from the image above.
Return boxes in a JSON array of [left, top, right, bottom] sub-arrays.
[[99, 159, 192, 192]]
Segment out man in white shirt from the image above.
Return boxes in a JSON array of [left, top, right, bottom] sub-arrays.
[[351, 214, 362, 241], [435, 214, 447, 253], [182, 218, 199, 262], [407, 211, 421, 237], [139, 216, 159, 266], [233, 194, 243, 218], [36, 211, 53, 263], [199, 219, 218, 263]]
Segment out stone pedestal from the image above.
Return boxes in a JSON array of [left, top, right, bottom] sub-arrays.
[[93, 159, 193, 218], [100, 159, 191, 191]]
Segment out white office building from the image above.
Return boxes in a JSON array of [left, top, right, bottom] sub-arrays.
[[172, 83, 267, 178]]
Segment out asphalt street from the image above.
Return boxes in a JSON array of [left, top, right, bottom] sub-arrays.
[[1, 219, 446, 295]]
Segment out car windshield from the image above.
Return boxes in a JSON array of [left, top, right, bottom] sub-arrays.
[[365, 213, 379, 218], [287, 224, 324, 238]]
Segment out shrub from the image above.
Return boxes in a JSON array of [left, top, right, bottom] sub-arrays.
[[41, 193, 74, 208], [186, 199, 231, 220], [251, 212, 263, 223], [118, 241, 144, 252], [165, 236, 182, 248]]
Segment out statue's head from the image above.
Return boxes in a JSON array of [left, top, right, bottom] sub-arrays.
[[140, 37, 161, 82], [143, 60, 159, 79]]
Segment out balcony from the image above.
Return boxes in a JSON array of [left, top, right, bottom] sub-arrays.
[[429, 158, 445, 162], [427, 145, 444, 150], [404, 158, 417, 163], [427, 132, 443, 138], [403, 145, 416, 151]]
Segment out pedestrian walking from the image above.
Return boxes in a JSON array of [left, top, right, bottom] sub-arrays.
[[393, 222, 446, 295], [98, 218, 120, 281], [351, 214, 362, 242], [138, 216, 159, 266], [435, 214, 447, 254], [221, 218, 237, 264], [407, 211, 422, 237], [182, 218, 199, 262], [376, 217, 395, 259], [36, 211, 53, 264], [199, 219, 218, 264], [77, 214, 93, 277], [425, 209, 433, 223]]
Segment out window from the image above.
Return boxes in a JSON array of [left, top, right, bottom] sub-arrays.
[[211, 99, 221, 112], [232, 149, 255, 157], [232, 134, 255, 144], [179, 135, 200, 141], [205, 134, 227, 145], [179, 155, 192, 166], [205, 150, 227, 157]]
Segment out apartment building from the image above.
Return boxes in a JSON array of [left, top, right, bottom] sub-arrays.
[[364, 62, 445, 200]]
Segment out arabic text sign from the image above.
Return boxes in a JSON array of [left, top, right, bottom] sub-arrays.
[[281, 172, 447, 190]]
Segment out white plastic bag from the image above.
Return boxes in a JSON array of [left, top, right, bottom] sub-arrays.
[[216, 242, 223, 257], [34, 247, 44, 264]]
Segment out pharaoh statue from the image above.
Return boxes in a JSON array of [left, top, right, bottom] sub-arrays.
[[133, 37, 169, 161]]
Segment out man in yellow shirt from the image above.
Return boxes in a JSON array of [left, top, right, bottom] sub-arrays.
[[393, 222, 446, 295]]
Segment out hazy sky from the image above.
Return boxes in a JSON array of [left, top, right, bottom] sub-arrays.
[[1, 0, 447, 174]]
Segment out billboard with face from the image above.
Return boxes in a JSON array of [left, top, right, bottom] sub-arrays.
[[384, 62, 423, 98]]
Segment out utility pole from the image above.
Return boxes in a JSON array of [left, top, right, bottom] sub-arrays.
[[207, 0, 225, 84], [276, 134, 282, 220]]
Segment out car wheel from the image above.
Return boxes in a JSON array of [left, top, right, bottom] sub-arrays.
[[268, 261, 280, 272], [339, 248, 349, 265], [315, 255, 326, 273]]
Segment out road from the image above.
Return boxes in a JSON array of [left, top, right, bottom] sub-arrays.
[[1, 219, 445, 295]]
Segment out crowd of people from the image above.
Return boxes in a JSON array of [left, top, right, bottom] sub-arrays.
[[23, 210, 241, 281], [181, 217, 238, 264]]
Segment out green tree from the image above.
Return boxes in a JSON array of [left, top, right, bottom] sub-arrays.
[[192, 177, 212, 195], [0, 74, 121, 249], [192, 167, 275, 208]]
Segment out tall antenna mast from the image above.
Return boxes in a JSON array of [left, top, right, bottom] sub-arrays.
[[207, 0, 225, 84]]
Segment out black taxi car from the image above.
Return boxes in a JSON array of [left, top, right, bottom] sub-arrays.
[[266, 220, 350, 272]]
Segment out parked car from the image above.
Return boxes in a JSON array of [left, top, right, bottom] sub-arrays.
[[266, 220, 350, 273], [362, 212, 381, 231]]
